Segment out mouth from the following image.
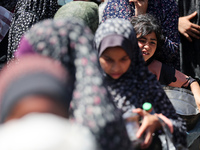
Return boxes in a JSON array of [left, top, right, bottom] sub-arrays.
[[142, 51, 149, 55], [110, 73, 122, 79]]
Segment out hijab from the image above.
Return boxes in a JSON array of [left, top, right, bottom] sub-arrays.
[[95, 18, 187, 146], [7, 0, 59, 62], [0, 54, 72, 123], [16, 18, 133, 150], [54, 1, 99, 33]]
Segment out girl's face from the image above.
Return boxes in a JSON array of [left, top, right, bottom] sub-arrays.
[[99, 46, 131, 79], [137, 32, 157, 61]]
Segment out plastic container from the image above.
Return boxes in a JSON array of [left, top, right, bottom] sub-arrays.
[[122, 106, 142, 147]]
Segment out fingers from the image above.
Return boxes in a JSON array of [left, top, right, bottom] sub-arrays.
[[192, 23, 200, 31], [132, 108, 146, 116], [140, 129, 153, 149], [187, 11, 198, 20], [187, 29, 200, 39], [182, 26, 200, 42], [182, 31, 192, 42]]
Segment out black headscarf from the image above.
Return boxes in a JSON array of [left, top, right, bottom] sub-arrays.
[[95, 18, 187, 147]]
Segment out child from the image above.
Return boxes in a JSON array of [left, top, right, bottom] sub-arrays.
[[95, 18, 186, 149], [130, 14, 200, 111]]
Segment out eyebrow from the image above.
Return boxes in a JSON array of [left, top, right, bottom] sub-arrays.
[[139, 37, 157, 41], [102, 54, 129, 59]]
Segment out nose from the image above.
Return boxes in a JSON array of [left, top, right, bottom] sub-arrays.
[[111, 62, 121, 72], [143, 42, 150, 50]]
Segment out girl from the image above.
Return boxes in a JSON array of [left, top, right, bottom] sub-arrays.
[[95, 18, 187, 149], [130, 14, 200, 111]]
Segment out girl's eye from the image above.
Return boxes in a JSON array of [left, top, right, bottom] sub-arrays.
[[105, 58, 113, 62], [138, 39, 146, 44], [150, 41, 156, 45], [121, 58, 128, 62]]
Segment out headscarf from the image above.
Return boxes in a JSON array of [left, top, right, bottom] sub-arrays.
[[0, 54, 72, 123], [0, 0, 18, 12], [7, 0, 59, 62], [102, 0, 180, 69], [94, 18, 187, 146], [54, 1, 99, 34], [15, 18, 133, 150], [0, 6, 13, 42], [0, 113, 97, 150]]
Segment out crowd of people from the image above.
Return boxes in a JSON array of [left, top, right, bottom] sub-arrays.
[[0, 0, 200, 149]]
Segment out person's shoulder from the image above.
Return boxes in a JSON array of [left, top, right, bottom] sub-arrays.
[[148, 60, 162, 77], [149, 60, 162, 68]]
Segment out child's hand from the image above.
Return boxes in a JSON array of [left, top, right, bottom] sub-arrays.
[[133, 108, 161, 149]]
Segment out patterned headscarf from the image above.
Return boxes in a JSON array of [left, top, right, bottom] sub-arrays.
[[7, 0, 59, 62], [102, 0, 180, 69], [54, 1, 99, 33], [16, 18, 133, 150], [94, 18, 187, 147]]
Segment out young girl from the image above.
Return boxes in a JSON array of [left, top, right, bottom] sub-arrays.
[[95, 18, 186, 149], [130, 14, 200, 111]]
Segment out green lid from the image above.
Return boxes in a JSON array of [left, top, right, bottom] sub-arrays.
[[142, 102, 152, 111]]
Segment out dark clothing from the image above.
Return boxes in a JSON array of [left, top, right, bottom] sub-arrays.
[[178, 0, 200, 80], [159, 63, 176, 85]]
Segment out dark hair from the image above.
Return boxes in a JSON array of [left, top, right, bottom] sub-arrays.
[[130, 14, 164, 62]]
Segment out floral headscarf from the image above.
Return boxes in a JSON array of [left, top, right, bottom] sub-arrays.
[[7, 0, 59, 62], [95, 18, 187, 147], [16, 18, 133, 150]]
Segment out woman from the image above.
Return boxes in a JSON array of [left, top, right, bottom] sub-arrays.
[[102, 0, 180, 70], [54, 1, 99, 34], [130, 14, 200, 111], [94, 18, 187, 149], [7, 0, 59, 62], [15, 18, 134, 150]]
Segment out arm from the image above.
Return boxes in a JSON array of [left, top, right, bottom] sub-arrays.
[[190, 81, 200, 111], [169, 71, 200, 111], [178, 11, 200, 42]]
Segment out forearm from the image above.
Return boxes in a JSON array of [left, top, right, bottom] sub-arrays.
[[190, 81, 200, 111]]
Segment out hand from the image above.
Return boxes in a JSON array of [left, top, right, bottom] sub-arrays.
[[178, 11, 200, 42], [129, 0, 148, 16], [133, 108, 161, 149]]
